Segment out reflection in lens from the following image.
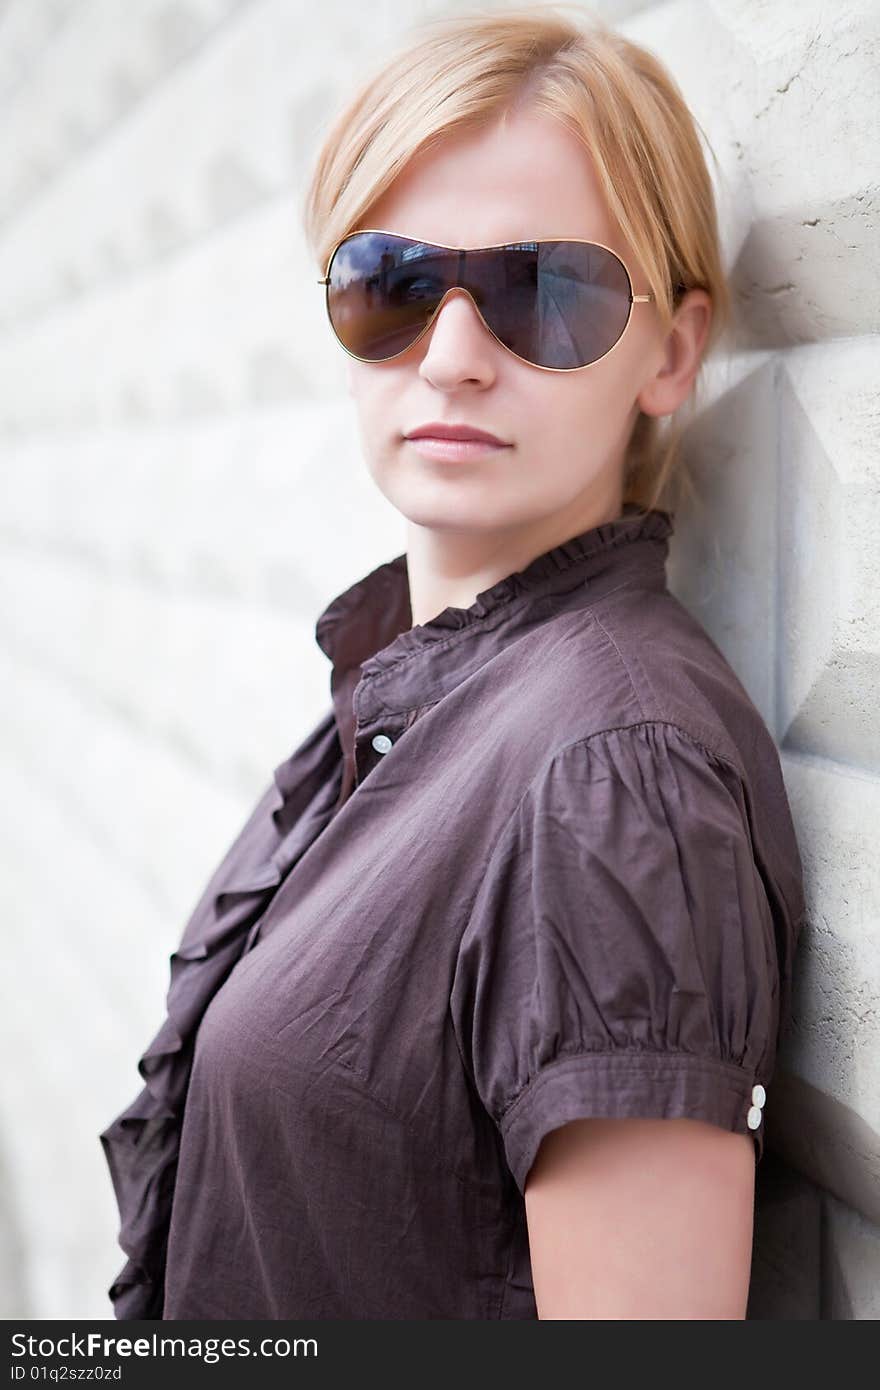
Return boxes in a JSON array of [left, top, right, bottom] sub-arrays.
[[479, 241, 632, 369], [327, 232, 452, 360]]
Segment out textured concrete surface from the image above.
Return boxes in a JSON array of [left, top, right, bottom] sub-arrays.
[[0, 0, 876, 1319]]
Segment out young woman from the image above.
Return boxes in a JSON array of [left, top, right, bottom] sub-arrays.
[[100, 6, 806, 1320]]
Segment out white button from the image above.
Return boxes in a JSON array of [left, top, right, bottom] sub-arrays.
[[371, 733, 393, 754], [752, 1084, 766, 1108], [747, 1105, 763, 1130]]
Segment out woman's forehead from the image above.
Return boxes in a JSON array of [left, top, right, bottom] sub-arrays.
[[359, 109, 615, 249]]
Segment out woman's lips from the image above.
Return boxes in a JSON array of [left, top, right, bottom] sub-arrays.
[[404, 436, 513, 462]]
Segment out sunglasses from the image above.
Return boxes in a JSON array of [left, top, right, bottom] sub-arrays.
[[318, 228, 678, 373]]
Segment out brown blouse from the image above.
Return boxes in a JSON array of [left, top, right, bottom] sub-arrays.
[[99, 503, 806, 1320]]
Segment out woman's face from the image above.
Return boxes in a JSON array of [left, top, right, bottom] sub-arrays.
[[342, 105, 708, 540]]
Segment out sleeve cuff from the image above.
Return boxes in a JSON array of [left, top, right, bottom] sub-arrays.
[[498, 1049, 765, 1195]]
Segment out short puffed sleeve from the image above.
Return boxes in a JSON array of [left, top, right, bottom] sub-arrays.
[[449, 721, 794, 1195]]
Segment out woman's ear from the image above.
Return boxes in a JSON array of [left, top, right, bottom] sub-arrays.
[[637, 289, 713, 419]]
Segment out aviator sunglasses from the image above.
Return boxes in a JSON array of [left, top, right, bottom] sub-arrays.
[[318, 229, 684, 372]]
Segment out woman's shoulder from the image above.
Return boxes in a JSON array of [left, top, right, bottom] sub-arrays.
[[506, 587, 806, 961], [500, 582, 805, 912], [515, 581, 774, 780]]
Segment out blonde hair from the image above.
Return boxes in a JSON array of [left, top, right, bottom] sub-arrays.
[[301, 2, 730, 514]]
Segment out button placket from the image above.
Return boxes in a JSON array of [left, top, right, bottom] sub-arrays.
[[353, 715, 405, 786]]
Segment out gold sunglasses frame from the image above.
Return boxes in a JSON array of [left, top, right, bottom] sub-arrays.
[[316, 228, 660, 373]]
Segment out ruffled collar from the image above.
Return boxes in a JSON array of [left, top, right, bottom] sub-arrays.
[[314, 503, 673, 807], [315, 501, 674, 684]]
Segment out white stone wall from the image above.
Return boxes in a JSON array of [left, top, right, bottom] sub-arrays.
[[0, 0, 876, 1319]]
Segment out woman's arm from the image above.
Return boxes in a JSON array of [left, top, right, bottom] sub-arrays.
[[524, 1117, 755, 1319]]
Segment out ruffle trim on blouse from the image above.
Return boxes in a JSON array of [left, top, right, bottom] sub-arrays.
[[357, 504, 674, 680], [99, 710, 342, 1320]]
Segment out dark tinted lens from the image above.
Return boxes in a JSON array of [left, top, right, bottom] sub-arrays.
[[325, 231, 454, 361], [475, 240, 633, 369], [324, 234, 634, 369]]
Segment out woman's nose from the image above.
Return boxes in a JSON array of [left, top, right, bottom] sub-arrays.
[[418, 288, 498, 373]]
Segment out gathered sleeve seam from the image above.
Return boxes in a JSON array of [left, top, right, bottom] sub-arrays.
[[498, 1046, 757, 1128], [497, 1047, 763, 1195], [503, 719, 746, 830]]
